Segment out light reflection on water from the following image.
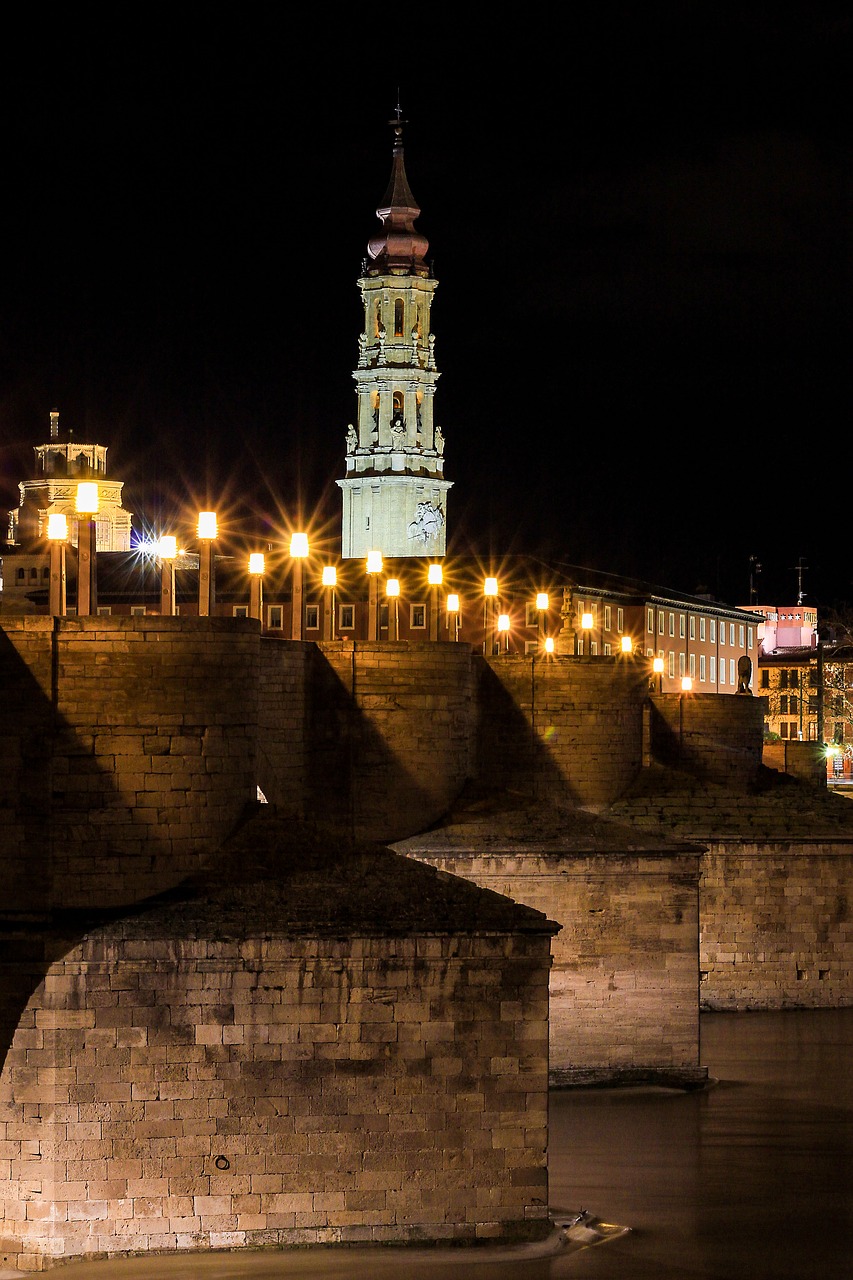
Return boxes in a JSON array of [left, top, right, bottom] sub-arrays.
[[42, 1010, 853, 1280]]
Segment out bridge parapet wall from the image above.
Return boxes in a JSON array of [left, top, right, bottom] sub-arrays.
[[478, 654, 648, 810], [650, 692, 765, 788], [0, 616, 259, 910], [0, 621, 771, 910]]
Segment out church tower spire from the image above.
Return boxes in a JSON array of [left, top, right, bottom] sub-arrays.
[[337, 110, 451, 559]]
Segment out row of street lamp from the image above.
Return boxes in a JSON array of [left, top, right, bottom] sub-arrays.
[[43, 491, 695, 686]]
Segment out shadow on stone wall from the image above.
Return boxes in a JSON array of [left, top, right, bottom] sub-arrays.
[[475, 659, 581, 807], [303, 645, 472, 844], [0, 627, 55, 914]]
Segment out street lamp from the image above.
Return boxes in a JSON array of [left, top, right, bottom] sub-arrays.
[[386, 577, 400, 640], [428, 563, 443, 641], [290, 532, 309, 640], [248, 552, 265, 622], [544, 636, 555, 655], [197, 511, 217, 617], [157, 535, 178, 616], [447, 592, 460, 641], [322, 565, 337, 640], [75, 482, 99, 616], [47, 512, 68, 617], [366, 550, 383, 641], [536, 592, 549, 647], [581, 611, 594, 655], [653, 655, 664, 694], [497, 612, 510, 653], [484, 576, 498, 655], [681, 675, 693, 692], [621, 635, 633, 654]]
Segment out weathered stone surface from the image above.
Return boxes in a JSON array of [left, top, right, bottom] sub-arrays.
[[396, 790, 705, 1087], [0, 815, 557, 1270]]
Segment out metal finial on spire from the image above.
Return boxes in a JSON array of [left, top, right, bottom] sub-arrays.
[[389, 92, 406, 144]]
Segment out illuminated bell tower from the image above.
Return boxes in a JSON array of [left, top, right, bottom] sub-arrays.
[[338, 113, 451, 559]]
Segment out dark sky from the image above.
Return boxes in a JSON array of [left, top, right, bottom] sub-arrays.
[[0, 7, 849, 610]]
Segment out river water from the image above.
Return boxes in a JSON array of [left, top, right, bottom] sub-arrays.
[[32, 1009, 853, 1280]]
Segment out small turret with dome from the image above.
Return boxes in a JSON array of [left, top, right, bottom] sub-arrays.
[[6, 408, 132, 551]]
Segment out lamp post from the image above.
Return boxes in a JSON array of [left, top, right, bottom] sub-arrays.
[[621, 635, 633, 655], [47, 513, 68, 617], [366, 550, 382, 640], [248, 553, 265, 623], [581, 611, 594, 655], [497, 612, 510, 653], [289, 532, 309, 640], [653, 655, 664, 694], [157, 535, 177, 616], [428, 563, 442, 641], [681, 675, 693, 692], [447, 592, 460, 641], [544, 636, 555, 654], [536, 592, 549, 648], [75, 482, 99, 616], [196, 512, 217, 616], [322, 566, 337, 640], [386, 578, 400, 640], [484, 576, 498, 655]]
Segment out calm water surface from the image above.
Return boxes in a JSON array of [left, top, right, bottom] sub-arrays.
[[47, 1010, 853, 1280]]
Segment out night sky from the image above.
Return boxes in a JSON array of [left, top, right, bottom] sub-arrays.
[[0, 8, 849, 610]]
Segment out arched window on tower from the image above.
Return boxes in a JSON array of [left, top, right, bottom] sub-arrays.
[[374, 301, 382, 336], [394, 298, 404, 337], [393, 392, 404, 417]]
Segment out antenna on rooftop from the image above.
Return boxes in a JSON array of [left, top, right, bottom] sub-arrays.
[[748, 555, 762, 604], [791, 556, 808, 606]]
